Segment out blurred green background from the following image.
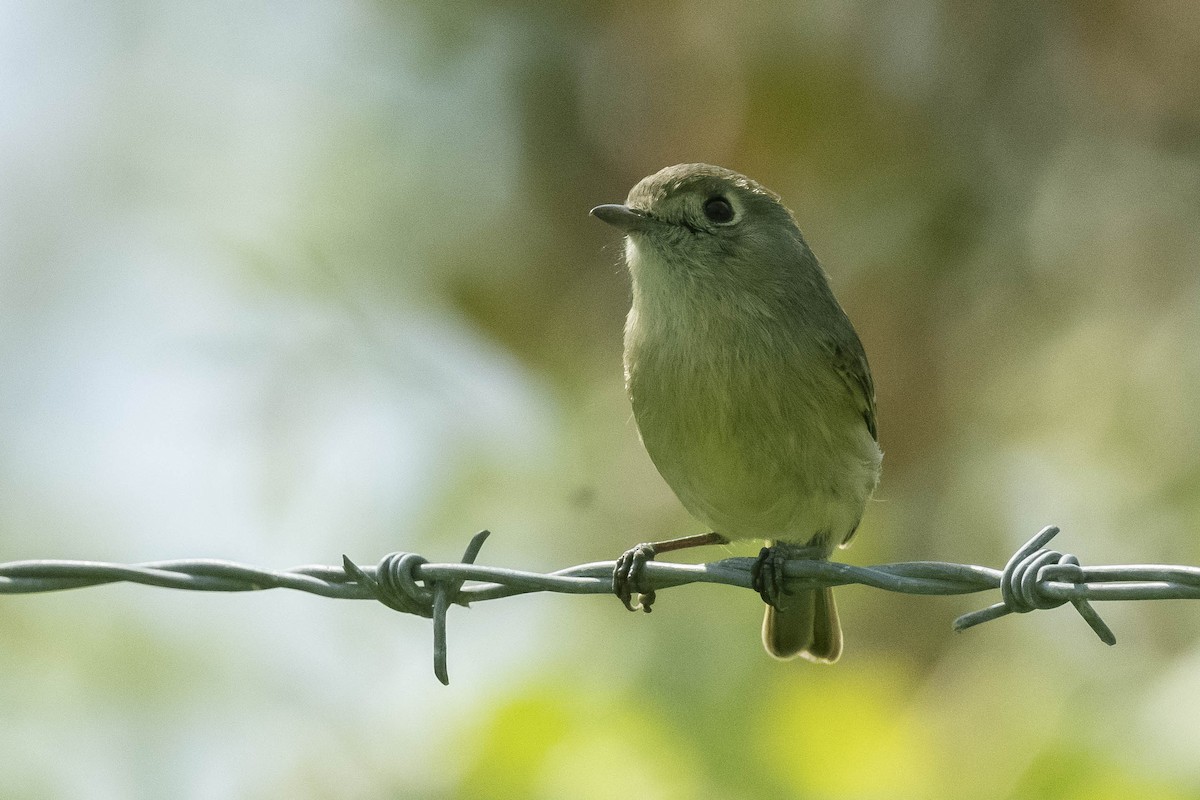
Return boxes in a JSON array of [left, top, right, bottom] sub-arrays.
[[2, 1, 1199, 798]]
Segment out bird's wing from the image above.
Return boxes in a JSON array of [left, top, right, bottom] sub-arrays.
[[821, 327, 877, 442]]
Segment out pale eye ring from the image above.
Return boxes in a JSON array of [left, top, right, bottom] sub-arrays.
[[702, 196, 735, 224]]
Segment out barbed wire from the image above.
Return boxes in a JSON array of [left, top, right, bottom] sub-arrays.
[[4, 525, 1200, 683]]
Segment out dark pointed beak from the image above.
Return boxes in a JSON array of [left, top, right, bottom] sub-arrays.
[[590, 204, 652, 232]]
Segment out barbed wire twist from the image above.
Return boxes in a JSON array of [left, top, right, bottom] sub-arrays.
[[4, 525, 1200, 683]]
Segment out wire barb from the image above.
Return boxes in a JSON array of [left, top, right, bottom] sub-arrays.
[[6, 525, 1200, 682], [343, 552, 433, 617], [952, 525, 1116, 644], [344, 530, 492, 684]]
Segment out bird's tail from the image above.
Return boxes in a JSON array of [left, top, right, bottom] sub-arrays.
[[762, 586, 842, 663]]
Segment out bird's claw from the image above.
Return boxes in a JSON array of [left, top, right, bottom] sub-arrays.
[[613, 542, 659, 612], [751, 545, 794, 609]]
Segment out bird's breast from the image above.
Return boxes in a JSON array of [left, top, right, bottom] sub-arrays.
[[624, 301, 879, 542]]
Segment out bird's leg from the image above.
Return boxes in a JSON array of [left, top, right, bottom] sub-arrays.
[[751, 542, 826, 608], [613, 531, 730, 612]]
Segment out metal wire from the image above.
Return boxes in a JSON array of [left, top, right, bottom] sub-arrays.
[[4, 526, 1200, 683]]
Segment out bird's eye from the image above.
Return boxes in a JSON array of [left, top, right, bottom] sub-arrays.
[[702, 196, 735, 224]]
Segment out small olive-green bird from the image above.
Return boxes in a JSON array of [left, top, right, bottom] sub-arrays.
[[591, 164, 881, 662]]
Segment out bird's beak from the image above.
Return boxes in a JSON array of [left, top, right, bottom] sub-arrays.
[[590, 204, 652, 232]]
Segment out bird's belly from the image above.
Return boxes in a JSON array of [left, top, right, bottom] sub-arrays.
[[646, 425, 875, 545], [630, 360, 880, 546]]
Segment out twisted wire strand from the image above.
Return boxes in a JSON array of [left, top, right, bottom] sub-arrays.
[[5, 526, 1200, 683]]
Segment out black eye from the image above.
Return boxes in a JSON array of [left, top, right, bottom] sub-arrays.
[[702, 196, 734, 224]]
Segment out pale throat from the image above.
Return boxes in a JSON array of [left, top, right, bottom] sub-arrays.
[[625, 235, 785, 343]]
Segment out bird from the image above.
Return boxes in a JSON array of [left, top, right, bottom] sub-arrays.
[[591, 163, 881, 662]]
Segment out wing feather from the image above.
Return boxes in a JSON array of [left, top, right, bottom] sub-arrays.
[[820, 325, 877, 442]]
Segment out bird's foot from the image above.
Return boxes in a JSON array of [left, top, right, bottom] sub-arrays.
[[751, 545, 790, 609], [613, 542, 659, 613], [612, 532, 730, 613], [752, 543, 825, 609]]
